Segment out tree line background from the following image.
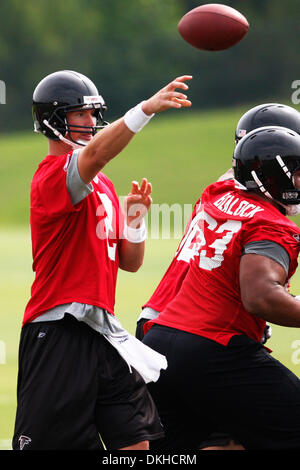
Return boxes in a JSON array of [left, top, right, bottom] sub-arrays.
[[0, 0, 300, 133]]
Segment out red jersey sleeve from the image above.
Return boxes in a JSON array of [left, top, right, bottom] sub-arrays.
[[32, 153, 82, 217]]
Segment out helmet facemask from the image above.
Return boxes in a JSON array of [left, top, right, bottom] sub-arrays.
[[42, 99, 108, 149], [249, 155, 300, 215], [233, 126, 300, 216]]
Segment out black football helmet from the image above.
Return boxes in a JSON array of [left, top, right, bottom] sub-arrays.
[[32, 70, 108, 147], [233, 126, 300, 207], [235, 103, 300, 145]]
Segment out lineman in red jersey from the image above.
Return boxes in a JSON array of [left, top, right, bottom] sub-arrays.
[[137, 103, 300, 337], [142, 126, 300, 450], [12, 70, 192, 451], [137, 103, 300, 449]]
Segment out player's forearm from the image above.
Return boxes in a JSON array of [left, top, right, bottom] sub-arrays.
[[240, 254, 300, 327], [90, 118, 134, 161], [78, 118, 134, 183], [77, 75, 192, 185], [243, 284, 300, 327], [118, 239, 145, 272]]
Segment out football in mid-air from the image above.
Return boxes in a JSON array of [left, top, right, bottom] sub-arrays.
[[178, 4, 249, 51]]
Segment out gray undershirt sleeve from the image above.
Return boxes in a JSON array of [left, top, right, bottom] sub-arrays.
[[242, 240, 290, 276], [66, 149, 94, 205]]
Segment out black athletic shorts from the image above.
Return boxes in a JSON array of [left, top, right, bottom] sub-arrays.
[[143, 325, 300, 451], [12, 315, 164, 450]]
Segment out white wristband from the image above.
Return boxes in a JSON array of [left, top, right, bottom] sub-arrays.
[[124, 101, 154, 133], [124, 220, 147, 243]]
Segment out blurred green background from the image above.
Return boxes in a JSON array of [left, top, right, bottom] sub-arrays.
[[1, 0, 300, 133], [0, 0, 300, 450]]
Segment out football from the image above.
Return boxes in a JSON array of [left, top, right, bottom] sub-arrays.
[[178, 4, 249, 51]]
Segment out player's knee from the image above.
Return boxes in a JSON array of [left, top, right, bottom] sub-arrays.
[[119, 440, 149, 450], [201, 440, 245, 450], [134, 440, 149, 450]]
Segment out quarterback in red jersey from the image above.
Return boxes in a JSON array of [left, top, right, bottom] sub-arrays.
[[12, 70, 192, 451], [143, 126, 300, 450]]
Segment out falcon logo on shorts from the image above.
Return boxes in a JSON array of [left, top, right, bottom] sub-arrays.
[[19, 435, 32, 450]]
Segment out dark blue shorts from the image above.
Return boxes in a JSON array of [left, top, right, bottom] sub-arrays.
[[143, 325, 300, 450]]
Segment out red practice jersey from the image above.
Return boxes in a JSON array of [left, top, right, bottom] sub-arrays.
[[23, 153, 123, 325], [145, 180, 300, 345], [143, 198, 202, 313]]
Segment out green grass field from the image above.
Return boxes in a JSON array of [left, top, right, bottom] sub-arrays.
[[0, 108, 300, 449]]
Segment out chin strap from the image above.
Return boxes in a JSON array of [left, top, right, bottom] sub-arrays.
[[43, 119, 86, 150]]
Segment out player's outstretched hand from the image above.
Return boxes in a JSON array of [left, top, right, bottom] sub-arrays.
[[124, 178, 152, 228], [142, 75, 193, 115]]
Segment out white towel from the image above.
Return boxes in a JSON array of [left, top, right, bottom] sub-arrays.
[[103, 331, 167, 383]]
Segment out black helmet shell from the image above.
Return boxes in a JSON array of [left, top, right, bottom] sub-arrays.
[[235, 103, 300, 144], [233, 126, 300, 205], [32, 70, 107, 141]]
